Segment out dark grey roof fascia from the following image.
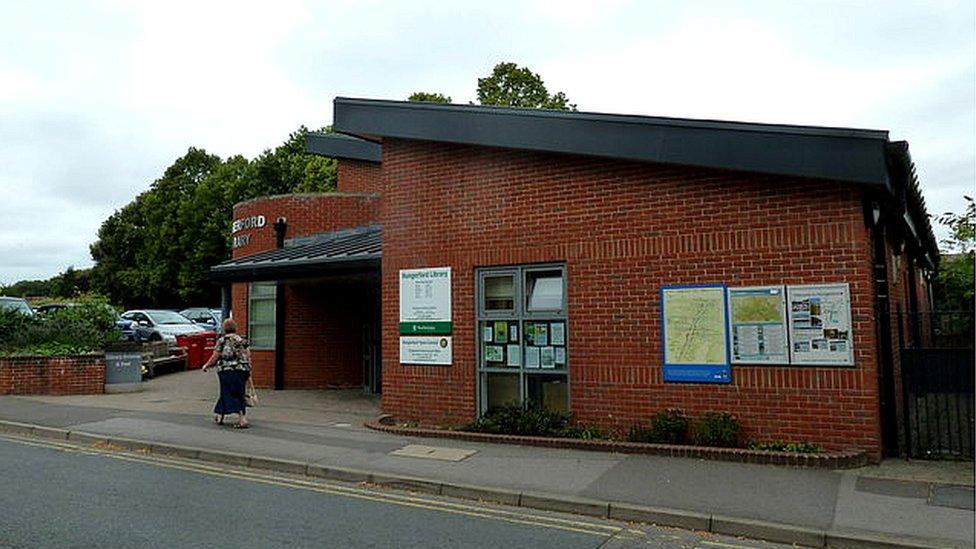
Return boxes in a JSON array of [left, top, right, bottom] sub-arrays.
[[333, 97, 891, 186], [885, 142, 939, 267], [207, 224, 381, 282], [305, 132, 381, 163], [206, 256, 380, 283]]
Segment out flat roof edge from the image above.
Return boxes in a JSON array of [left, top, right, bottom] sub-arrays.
[[306, 132, 382, 163], [334, 98, 890, 185], [334, 97, 890, 140]]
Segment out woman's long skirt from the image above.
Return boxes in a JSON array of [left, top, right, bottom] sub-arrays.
[[214, 370, 249, 415]]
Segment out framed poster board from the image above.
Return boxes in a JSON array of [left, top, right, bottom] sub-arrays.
[[786, 283, 854, 366], [660, 285, 731, 383], [399, 267, 452, 335], [727, 286, 789, 364]]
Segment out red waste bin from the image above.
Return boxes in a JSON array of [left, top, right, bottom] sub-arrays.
[[177, 332, 217, 370], [201, 331, 217, 365]]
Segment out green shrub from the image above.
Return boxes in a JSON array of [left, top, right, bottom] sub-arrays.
[[628, 408, 689, 444], [747, 441, 822, 453], [465, 401, 570, 437], [561, 423, 616, 441], [692, 412, 742, 448], [0, 297, 120, 356]]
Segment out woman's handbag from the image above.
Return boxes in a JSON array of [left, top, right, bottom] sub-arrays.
[[245, 378, 259, 407]]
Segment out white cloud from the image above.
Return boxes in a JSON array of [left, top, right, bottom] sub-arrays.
[[0, 0, 972, 284]]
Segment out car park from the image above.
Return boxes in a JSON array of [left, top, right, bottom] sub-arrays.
[[178, 308, 223, 332], [0, 297, 35, 316], [120, 309, 208, 343]]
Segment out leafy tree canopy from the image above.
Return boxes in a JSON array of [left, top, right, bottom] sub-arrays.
[[85, 126, 335, 309], [476, 62, 575, 110], [408, 92, 452, 104], [933, 196, 975, 310]]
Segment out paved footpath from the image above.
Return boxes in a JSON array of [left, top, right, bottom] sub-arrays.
[[0, 371, 972, 548]]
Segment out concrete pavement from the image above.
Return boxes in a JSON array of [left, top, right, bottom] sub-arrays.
[[0, 370, 972, 548]]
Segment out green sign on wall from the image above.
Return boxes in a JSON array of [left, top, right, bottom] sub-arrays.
[[399, 321, 453, 335]]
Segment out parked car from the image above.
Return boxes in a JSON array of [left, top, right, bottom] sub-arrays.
[[35, 303, 70, 315], [0, 297, 35, 316], [120, 309, 207, 343], [178, 308, 224, 332], [35, 302, 136, 341]]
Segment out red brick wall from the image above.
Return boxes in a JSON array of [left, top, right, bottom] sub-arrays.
[[231, 193, 380, 258], [380, 139, 883, 457], [279, 278, 373, 389], [0, 355, 105, 395], [338, 160, 383, 194], [229, 192, 382, 388]]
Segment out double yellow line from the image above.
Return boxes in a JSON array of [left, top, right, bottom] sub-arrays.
[[0, 433, 630, 539]]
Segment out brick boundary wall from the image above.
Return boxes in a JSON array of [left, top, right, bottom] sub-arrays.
[[380, 139, 884, 459], [0, 354, 105, 395]]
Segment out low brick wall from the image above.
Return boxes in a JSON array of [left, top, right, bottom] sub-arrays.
[[366, 416, 868, 469], [0, 354, 105, 396]]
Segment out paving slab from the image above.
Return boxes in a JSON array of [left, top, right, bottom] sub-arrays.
[[929, 485, 975, 511], [832, 473, 974, 545], [389, 444, 477, 462], [580, 453, 841, 529]]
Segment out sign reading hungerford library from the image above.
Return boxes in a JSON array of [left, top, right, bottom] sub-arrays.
[[399, 267, 452, 335], [399, 267, 452, 365]]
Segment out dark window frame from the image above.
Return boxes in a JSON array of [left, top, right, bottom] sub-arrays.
[[475, 263, 569, 415]]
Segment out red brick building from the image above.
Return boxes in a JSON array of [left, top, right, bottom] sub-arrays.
[[209, 99, 938, 460]]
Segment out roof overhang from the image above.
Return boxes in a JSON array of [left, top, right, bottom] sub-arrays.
[[305, 132, 381, 163], [333, 97, 892, 187], [326, 97, 938, 269], [207, 225, 381, 283]]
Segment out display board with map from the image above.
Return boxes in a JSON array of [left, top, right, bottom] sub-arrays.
[[660, 285, 731, 383], [787, 283, 854, 365], [728, 286, 789, 364]]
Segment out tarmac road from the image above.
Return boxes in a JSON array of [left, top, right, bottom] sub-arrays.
[[0, 434, 795, 549]]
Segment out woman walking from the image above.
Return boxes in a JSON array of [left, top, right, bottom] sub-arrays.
[[202, 318, 252, 428]]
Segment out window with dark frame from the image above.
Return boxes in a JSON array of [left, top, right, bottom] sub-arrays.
[[476, 264, 568, 415], [248, 282, 276, 349]]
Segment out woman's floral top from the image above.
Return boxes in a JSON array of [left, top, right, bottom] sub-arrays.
[[215, 334, 250, 372]]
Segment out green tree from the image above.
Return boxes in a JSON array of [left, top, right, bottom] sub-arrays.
[[476, 62, 575, 110], [932, 196, 975, 310], [408, 92, 452, 104], [89, 127, 337, 309]]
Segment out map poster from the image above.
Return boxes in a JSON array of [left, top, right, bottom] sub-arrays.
[[787, 283, 854, 366], [660, 285, 731, 384], [727, 286, 789, 364]]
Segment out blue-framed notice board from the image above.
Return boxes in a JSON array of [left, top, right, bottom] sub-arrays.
[[660, 284, 731, 383]]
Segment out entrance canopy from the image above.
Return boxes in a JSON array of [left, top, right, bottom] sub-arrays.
[[208, 224, 381, 283]]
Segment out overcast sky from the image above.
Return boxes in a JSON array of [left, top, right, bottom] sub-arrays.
[[1, 0, 973, 284]]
